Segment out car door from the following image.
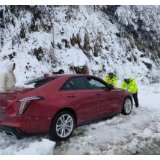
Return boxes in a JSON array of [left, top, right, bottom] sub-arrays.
[[84, 77, 119, 117], [59, 77, 97, 121]]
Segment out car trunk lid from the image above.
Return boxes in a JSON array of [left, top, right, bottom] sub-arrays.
[[0, 88, 37, 114]]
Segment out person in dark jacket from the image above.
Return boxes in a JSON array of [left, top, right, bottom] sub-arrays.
[[53, 69, 64, 74]]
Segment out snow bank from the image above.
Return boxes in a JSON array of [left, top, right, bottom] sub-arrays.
[[0, 135, 56, 155], [14, 139, 55, 155]]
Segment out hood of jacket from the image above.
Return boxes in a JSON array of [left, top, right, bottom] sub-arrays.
[[6, 62, 14, 72]]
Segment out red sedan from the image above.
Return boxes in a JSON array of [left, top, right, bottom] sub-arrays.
[[0, 74, 133, 141]]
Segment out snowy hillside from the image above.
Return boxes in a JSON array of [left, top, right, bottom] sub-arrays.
[[0, 5, 160, 85], [0, 5, 160, 155]]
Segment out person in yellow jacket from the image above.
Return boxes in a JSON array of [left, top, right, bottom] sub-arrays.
[[121, 75, 139, 107], [104, 72, 117, 87]]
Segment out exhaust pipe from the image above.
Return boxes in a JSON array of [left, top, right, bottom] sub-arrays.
[[3, 131, 15, 137]]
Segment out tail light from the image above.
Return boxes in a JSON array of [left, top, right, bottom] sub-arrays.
[[17, 96, 44, 115]]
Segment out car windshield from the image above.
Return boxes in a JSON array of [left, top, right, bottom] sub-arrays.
[[25, 77, 55, 88]]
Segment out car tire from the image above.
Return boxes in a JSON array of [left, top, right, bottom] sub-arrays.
[[121, 97, 133, 115], [49, 111, 75, 141]]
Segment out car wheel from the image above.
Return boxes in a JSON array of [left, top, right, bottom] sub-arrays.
[[49, 111, 75, 141], [121, 97, 133, 115]]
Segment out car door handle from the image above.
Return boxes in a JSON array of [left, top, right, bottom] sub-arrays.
[[96, 92, 101, 95], [68, 94, 75, 98]]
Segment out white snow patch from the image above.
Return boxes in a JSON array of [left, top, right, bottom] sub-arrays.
[[14, 139, 55, 155]]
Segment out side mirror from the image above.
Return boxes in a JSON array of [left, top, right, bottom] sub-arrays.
[[109, 84, 114, 90]]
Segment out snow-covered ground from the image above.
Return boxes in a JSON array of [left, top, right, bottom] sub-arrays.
[[0, 83, 160, 155]]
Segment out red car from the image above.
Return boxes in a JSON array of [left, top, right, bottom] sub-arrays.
[[0, 74, 133, 141]]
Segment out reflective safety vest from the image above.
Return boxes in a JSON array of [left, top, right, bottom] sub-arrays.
[[104, 75, 117, 87], [121, 78, 138, 94]]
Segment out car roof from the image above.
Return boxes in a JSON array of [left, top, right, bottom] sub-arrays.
[[47, 74, 98, 78]]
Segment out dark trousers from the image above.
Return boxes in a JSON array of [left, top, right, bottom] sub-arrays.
[[132, 92, 139, 107]]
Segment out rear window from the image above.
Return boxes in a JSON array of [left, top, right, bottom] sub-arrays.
[[25, 77, 55, 88]]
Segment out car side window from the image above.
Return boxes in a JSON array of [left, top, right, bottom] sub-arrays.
[[61, 81, 72, 90], [60, 77, 88, 90], [86, 77, 108, 90]]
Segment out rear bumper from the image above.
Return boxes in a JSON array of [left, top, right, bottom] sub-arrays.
[[0, 125, 26, 139]]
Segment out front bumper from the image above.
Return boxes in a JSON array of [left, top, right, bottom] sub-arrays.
[[0, 125, 26, 139]]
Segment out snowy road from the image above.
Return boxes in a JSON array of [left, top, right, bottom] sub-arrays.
[[0, 84, 160, 155]]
